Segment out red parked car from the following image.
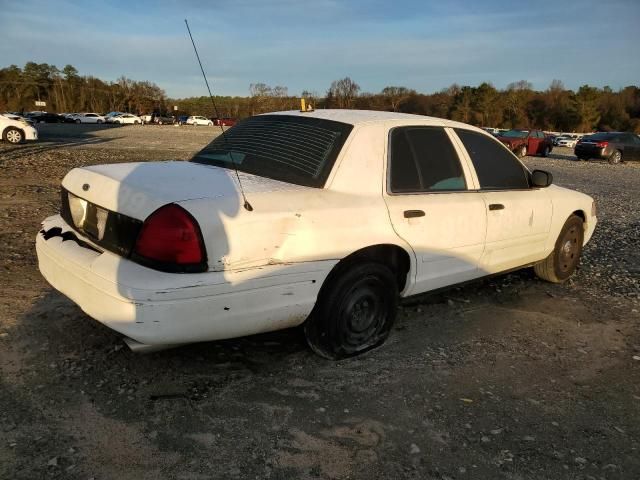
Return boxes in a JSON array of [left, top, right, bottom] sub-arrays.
[[495, 129, 553, 157], [212, 117, 237, 127]]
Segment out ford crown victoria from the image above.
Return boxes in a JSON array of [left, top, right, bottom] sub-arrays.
[[36, 110, 597, 358]]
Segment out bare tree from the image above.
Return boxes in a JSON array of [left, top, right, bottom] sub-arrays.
[[328, 77, 360, 108]]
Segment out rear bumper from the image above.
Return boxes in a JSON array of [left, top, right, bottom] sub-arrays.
[[574, 145, 607, 159], [36, 215, 333, 346]]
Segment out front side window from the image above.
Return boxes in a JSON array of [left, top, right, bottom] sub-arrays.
[[389, 127, 466, 193], [454, 128, 529, 190], [192, 115, 353, 188]]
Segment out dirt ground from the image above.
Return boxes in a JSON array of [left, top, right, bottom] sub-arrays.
[[1, 124, 639, 480]]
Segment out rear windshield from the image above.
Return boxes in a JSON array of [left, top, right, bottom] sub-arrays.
[[501, 130, 528, 138], [582, 133, 616, 141], [191, 115, 353, 188]]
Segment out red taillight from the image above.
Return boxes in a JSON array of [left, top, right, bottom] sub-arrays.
[[134, 204, 205, 268], [595, 141, 609, 148]]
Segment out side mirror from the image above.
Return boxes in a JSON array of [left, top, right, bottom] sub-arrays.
[[531, 169, 553, 188]]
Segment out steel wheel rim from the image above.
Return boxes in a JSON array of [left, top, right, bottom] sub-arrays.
[[337, 276, 388, 353], [612, 151, 621, 163], [6, 130, 21, 143], [558, 225, 580, 274]]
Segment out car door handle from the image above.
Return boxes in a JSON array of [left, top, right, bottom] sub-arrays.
[[489, 203, 505, 211], [404, 209, 425, 218]]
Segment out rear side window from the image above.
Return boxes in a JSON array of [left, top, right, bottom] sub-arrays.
[[389, 127, 466, 193], [454, 129, 529, 190], [192, 115, 353, 188]]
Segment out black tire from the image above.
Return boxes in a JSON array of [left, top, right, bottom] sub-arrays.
[[534, 215, 584, 283], [541, 145, 550, 157], [97, 120, 103, 124], [75, 119, 81, 124], [608, 150, 622, 164], [304, 262, 398, 359], [3, 127, 23, 144], [516, 145, 527, 158], [134, 120, 140, 125], [576, 156, 589, 161]]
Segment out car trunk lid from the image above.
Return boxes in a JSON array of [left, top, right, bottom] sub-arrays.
[[61, 161, 301, 220]]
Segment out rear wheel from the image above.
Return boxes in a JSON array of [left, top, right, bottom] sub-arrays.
[[608, 149, 622, 164], [3, 127, 23, 144], [541, 145, 550, 157], [75, 119, 81, 124], [534, 215, 584, 283], [304, 262, 398, 359]]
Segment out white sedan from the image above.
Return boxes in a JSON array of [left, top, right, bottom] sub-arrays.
[[74, 113, 106, 124], [36, 110, 597, 358], [1, 113, 38, 143], [110, 113, 142, 125], [556, 136, 578, 148], [186, 115, 213, 126]]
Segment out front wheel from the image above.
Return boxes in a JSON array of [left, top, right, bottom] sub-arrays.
[[516, 145, 527, 157], [534, 215, 584, 283], [208, 121, 213, 126], [304, 262, 398, 359], [97, 120, 103, 124], [4, 127, 24, 144], [608, 150, 622, 164], [75, 119, 81, 124], [541, 146, 550, 157]]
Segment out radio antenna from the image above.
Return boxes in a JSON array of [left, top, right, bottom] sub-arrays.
[[185, 19, 253, 212]]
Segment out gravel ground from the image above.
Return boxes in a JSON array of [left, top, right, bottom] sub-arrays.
[[0, 125, 639, 480]]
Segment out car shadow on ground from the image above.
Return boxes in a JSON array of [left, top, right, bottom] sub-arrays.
[[5, 264, 640, 479]]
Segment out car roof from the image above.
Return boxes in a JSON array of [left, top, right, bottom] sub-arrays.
[[265, 109, 485, 131]]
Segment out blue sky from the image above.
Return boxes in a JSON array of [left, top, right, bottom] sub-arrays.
[[1, 0, 638, 98]]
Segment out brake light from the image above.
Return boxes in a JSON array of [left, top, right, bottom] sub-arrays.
[[134, 204, 206, 269], [595, 141, 609, 148]]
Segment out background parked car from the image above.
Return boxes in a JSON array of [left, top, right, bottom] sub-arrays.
[[3, 112, 35, 126], [556, 135, 579, 148], [110, 113, 142, 125], [1, 112, 38, 143], [212, 117, 237, 127], [495, 129, 553, 157], [74, 113, 106, 124], [104, 112, 125, 123], [186, 115, 213, 126], [177, 115, 189, 125], [27, 112, 63, 123], [152, 113, 175, 125], [575, 132, 640, 164]]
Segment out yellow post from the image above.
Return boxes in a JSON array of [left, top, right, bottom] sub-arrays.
[[300, 98, 306, 112]]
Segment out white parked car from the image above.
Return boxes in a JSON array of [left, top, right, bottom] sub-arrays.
[[104, 112, 125, 123], [110, 113, 142, 125], [36, 110, 597, 358], [556, 136, 578, 148], [186, 115, 213, 126], [74, 113, 106, 124], [1, 112, 38, 143]]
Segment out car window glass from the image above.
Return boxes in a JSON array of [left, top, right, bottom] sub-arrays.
[[389, 127, 466, 193], [454, 128, 529, 190]]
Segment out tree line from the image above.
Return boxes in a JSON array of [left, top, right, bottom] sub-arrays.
[[2, 63, 639, 132]]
